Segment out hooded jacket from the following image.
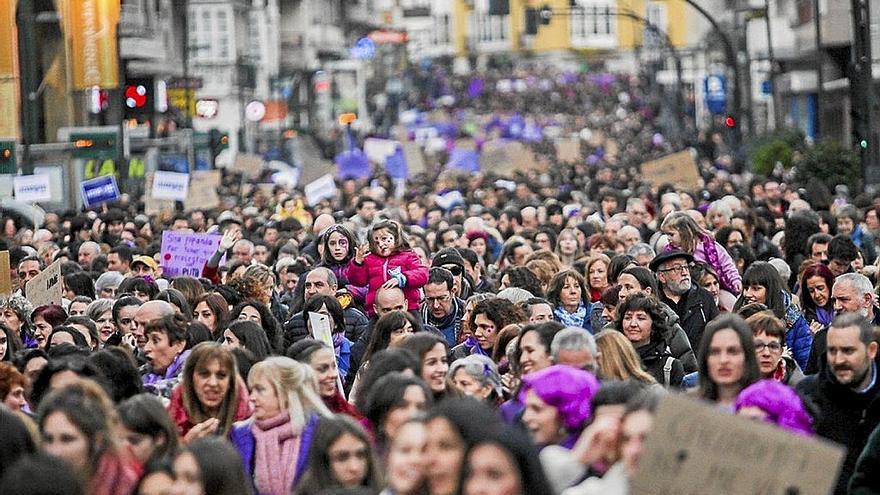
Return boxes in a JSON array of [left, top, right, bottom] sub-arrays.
[[347, 250, 429, 316], [636, 335, 685, 388], [782, 291, 813, 370]]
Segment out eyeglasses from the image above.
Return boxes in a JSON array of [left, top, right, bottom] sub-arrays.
[[659, 264, 691, 274], [754, 341, 783, 352], [425, 294, 451, 305]]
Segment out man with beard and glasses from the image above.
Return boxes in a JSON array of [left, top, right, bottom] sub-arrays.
[[806, 273, 880, 374], [798, 313, 880, 495], [651, 251, 719, 350]]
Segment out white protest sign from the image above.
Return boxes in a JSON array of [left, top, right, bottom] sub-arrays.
[[25, 259, 62, 308], [308, 311, 345, 392], [152, 171, 190, 201], [304, 173, 337, 207], [13, 174, 52, 202], [631, 394, 844, 495], [364, 138, 398, 163]]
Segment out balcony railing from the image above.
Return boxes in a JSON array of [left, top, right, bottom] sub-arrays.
[[570, 5, 617, 50], [469, 12, 509, 52]]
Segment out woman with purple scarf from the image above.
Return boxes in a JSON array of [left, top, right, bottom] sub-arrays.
[[520, 365, 601, 449], [230, 357, 334, 495], [141, 314, 191, 399]]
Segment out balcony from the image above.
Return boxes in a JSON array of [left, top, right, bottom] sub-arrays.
[[469, 12, 510, 53], [119, 2, 166, 61], [570, 5, 617, 50]]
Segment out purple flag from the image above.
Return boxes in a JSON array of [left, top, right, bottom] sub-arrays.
[[336, 149, 371, 179], [385, 147, 408, 179]]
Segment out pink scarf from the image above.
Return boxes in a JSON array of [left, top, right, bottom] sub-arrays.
[[252, 412, 301, 495]]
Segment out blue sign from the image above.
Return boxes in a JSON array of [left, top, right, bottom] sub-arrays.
[[704, 75, 727, 115], [350, 37, 376, 60], [81, 175, 119, 207], [761, 80, 772, 96]]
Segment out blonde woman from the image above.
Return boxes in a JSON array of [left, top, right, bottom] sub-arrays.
[[594, 330, 658, 388], [230, 356, 334, 495], [554, 228, 584, 268]]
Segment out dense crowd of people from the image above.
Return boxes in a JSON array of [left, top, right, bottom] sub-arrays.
[[2, 67, 880, 495]]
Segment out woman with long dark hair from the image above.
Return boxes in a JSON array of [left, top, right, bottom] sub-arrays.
[[696, 313, 761, 409], [799, 262, 835, 332], [294, 415, 383, 495], [733, 261, 813, 369]]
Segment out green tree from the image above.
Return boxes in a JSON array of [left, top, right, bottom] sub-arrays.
[[795, 140, 862, 193], [752, 139, 793, 176]]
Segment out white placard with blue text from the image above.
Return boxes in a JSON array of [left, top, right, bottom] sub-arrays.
[[13, 174, 52, 202], [151, 171, 190, 201]]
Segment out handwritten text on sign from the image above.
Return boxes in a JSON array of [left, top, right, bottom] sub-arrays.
[[160, 231, 222, 278]]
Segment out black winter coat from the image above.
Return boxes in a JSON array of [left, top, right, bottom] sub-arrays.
[[637, 338, 685, 388], [797, 365, 880, 495], [282, 307, 370, 350], [660, 285, 719, 352]]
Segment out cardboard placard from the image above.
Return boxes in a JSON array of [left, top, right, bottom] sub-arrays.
[[0, 251, 11, 295], [25, 259, 62, 308], [480, 140, 536, 175], [144, 173, 176, 215], [159, 231, 222, 278], [152, 171, 190, 201], [640, 150, 701, 191], [556, 139, 582, 163], [184, 170, 222, 211], [631, 394, 844, 495], [233, 153, 263, 178], [454, 138, 477, 152], [402, 142, 426, 175]]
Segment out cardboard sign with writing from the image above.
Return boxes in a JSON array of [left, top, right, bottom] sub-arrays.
[[184, 170, 222, 211], [233, 154, 263, 178], [555, 139, 582, 163], [144, 173, 175, 215], [631, 394, 844, 495], [640, 150, 701, 191], [0, 251, 11, 295], [14, 174, 52, 202], [159, 231, 222, 278], [25, 259, 62, 308]]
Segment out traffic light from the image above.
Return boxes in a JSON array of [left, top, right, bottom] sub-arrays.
[[71, 131, 119, 161], [124, 78, 153, 118], [724, 115, 737, 128], [0, 140, 15, 175]]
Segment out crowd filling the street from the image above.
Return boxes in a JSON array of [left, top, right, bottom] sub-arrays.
[[3, 65, 880, 495]]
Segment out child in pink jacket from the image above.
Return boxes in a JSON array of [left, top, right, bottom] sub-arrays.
[[347, 220, 429, 316]]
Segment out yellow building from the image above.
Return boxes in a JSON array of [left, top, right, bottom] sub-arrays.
[[451, 0, 690, 59]]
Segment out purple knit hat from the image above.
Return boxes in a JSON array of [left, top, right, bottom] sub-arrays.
[[734, 380, 813, 436], [519, 365, 601, 431]]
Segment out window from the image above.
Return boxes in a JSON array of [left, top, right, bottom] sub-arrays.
[[189, 5, 234, 63], [571, 3, 615, 39]]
